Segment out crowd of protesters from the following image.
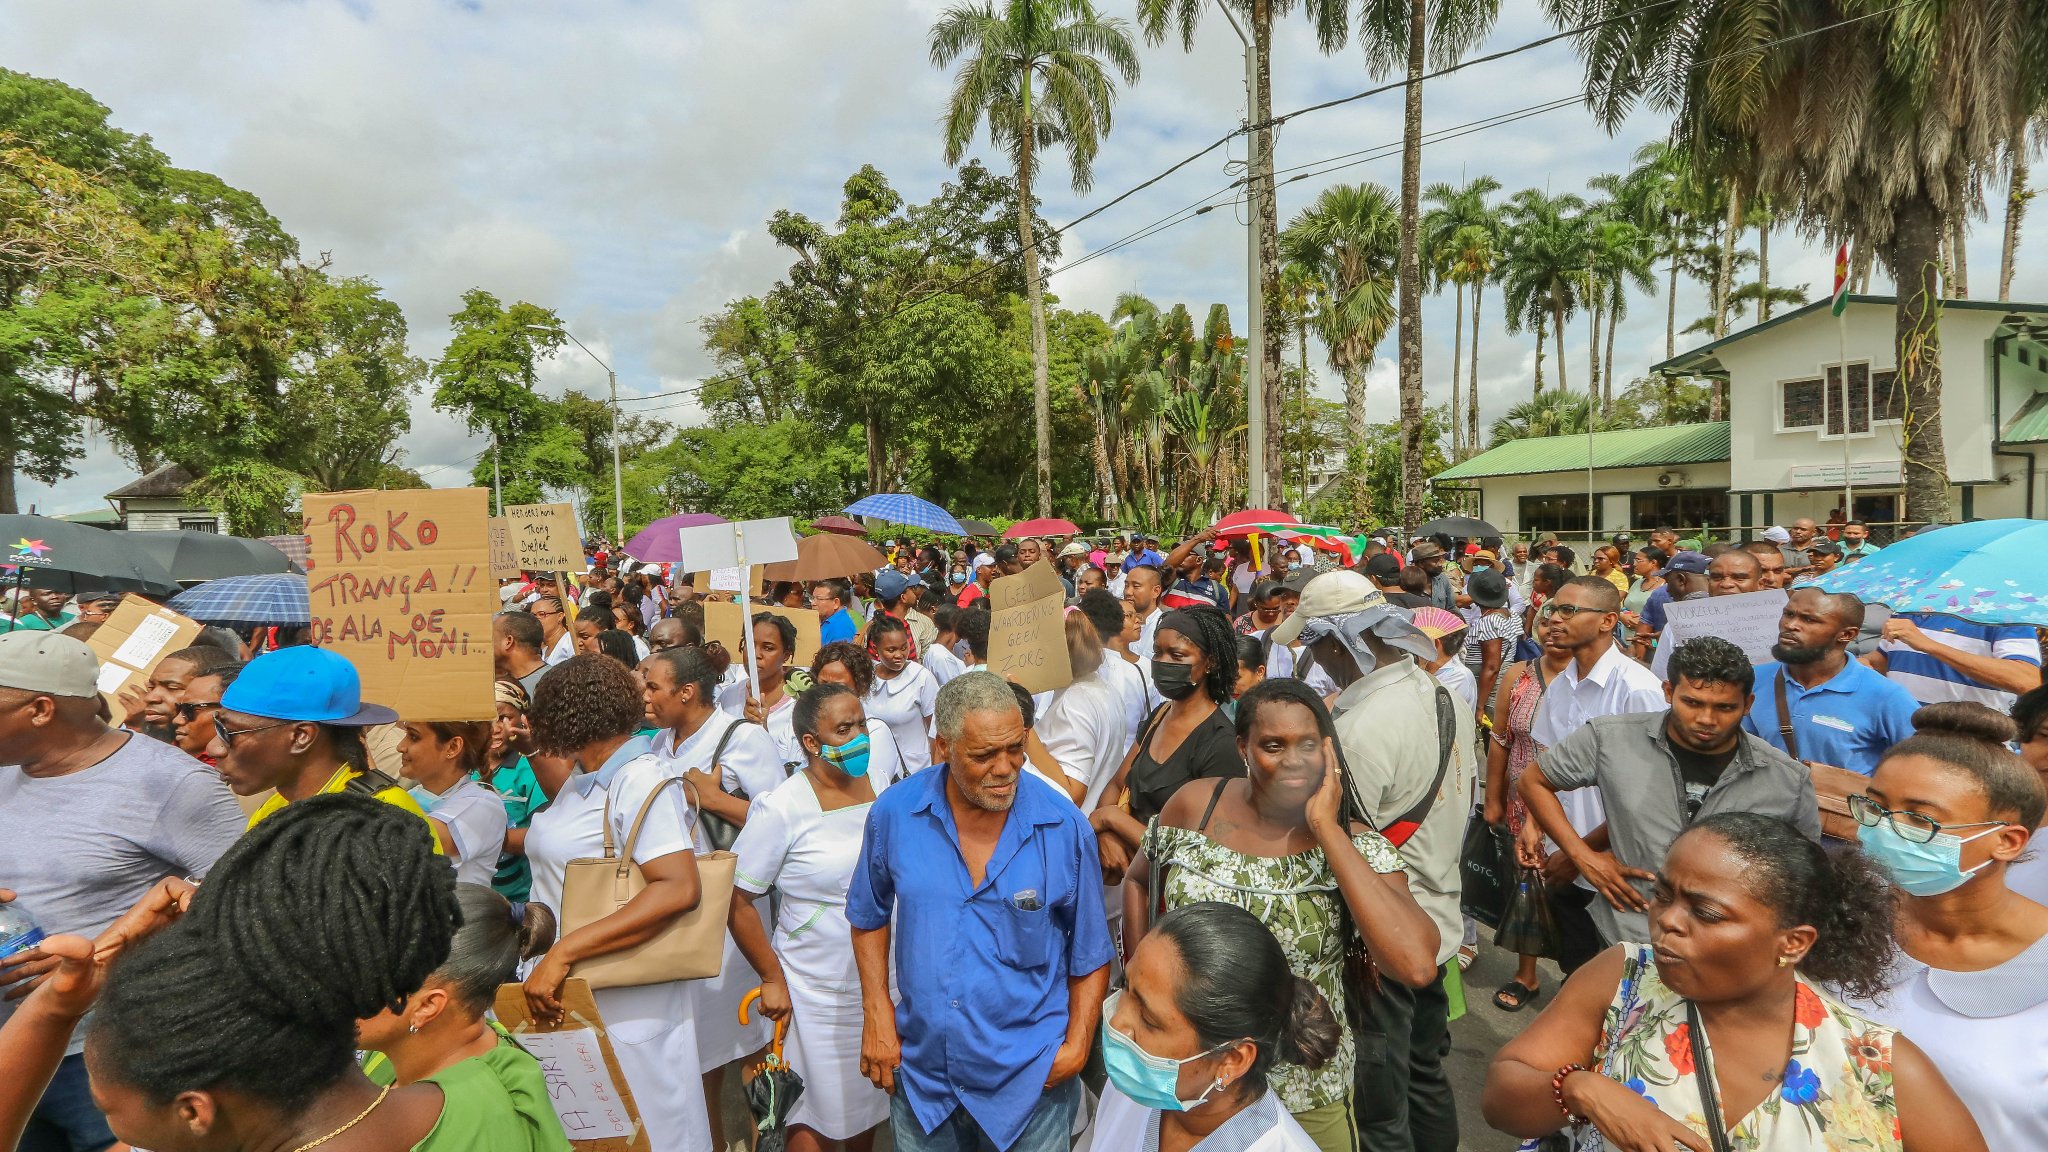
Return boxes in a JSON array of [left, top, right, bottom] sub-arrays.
[[2, 515, 2043, 1152]]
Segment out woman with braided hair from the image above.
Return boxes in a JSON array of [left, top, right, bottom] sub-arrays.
[[863, 613, 941, 776], [1091, 607, 1246, 879], [82, 793, 487, 1152]]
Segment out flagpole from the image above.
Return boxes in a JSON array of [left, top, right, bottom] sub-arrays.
[[1832, 243, 1854, 521]]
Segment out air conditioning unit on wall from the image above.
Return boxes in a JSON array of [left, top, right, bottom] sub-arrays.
[[1657, 471, 1690, 489]]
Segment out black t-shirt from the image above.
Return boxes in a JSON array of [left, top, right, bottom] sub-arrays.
[[1385, 592, 1433, 610], [1127, 704, 1244, 824], [1669, 738, 1738, 820]]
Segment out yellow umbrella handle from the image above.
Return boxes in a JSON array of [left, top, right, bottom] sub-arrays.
[[738, 986, 790, 1064]]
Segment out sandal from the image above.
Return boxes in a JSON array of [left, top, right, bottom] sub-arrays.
[[1493, 980, 1543, 1012], [1455, 942, 1479, 970]]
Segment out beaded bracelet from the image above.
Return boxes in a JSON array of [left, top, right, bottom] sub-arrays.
[[1552, 1063, 1589, 1124]]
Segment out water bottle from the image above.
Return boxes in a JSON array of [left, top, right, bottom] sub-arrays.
[[0, 901, 45, 960]]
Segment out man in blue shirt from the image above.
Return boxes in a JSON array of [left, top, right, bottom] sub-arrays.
[[849, 671, 1113, 1152], [1120, 536, 1165, 573], [1745, 587, 1920, 774], [812, 578, 858, 645]]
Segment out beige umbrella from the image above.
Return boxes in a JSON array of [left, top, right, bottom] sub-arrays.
[[761, 533, 888, 583]]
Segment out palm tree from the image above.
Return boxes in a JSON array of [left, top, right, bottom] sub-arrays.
[[1550, 0, 2045, 523], [1606, 141, 1714, 359], [1139, 0, 1350, 504], [1353, 0, 1502, 527], [932, 0, 1140, 518], [1501, 189, 1588, 394], [1488, 388, 1597, 443], [1423, 175, 1502, 457], [1280, 183, 1401, 521], [1581, 213, 1654, 416], [1997, 129, 2035, 300], [1277, 259, 1325, 499], [1450, 224, 1500, 455]]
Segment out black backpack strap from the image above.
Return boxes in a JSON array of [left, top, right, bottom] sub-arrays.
[[344, 768, 403, 798]]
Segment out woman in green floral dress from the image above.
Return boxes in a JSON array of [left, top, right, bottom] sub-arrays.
[[1482, 813, 1983, 1152], [1125, 679, 1441, 1152]]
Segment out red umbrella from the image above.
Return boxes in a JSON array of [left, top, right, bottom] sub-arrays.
[[1003, 518, 1080, 539], [811, 516, 867, 537], [1212, 509, 1301, 537]]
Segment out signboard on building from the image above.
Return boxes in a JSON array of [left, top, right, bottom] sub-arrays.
[[1788, 461, 1902, 488]]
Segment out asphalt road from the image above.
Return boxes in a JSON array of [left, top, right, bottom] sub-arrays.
[[711, 942, 1559, 1152]]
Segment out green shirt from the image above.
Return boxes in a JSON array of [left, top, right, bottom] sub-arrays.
[[4, 610, 75, 632], [363, 1025, 573, 1152], [480, 757, 546, 901]]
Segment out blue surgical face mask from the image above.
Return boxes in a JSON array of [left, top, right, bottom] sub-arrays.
[[1099, 992, 1236, 1112], [818, 729, 873, 778], [407, 785, 443, 814], [1858, 818, 2006, 897]]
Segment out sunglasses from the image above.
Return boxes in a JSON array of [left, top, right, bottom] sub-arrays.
[[175, 700, 223, 722], [212, 715, 291, 748]]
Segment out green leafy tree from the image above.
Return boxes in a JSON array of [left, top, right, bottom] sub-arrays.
[[1500, 189, 1589, 397], [430, 288, 566, 512], [932, 0, 1140, 517], [1422, 175, 1500, 456]]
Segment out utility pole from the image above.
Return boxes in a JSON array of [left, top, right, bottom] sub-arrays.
[[546, 327, 626, 548], [1218, 5, 1267, 509]]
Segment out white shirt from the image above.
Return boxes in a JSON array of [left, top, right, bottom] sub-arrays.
[[1530, 641, 1666, 846], [1266, 639, 1339, 696], [650, 712, 788, 819], [730, 771, 888, 994], [1432, 659, 1478, 709], [921, 640, 968, 687], [866, 662, 939, 774], [1088, 1082, 1316, 1152], [1132, 607, 1163, 659], [1097, 653, 1151, 747], [545, 632, 575, 665], [1035, 671, 1132, 810], [410, 776, 510, 888], [715, 680, 801, 768]]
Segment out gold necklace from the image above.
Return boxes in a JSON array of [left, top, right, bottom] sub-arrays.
[[288, 1083, 391, 1152]]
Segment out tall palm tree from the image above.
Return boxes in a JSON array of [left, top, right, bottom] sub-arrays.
[[1423, 174, 1502, 457], [1583, 216, 1655, 415], [932, 0, 1140, 517], [1488, 388, 1597, 443], [1449, 223, 1499, 454], [1607, 141, 1713, 359], [1280, 183, 1401, 521], [1352, 0, 1502, 526], [1139, 0, 1350, 504], [1998, 130, 2036, 300], [1501, 189, 1588, 394], [1550, 0, 2046, 523], [1277, 259, 1325, 500]]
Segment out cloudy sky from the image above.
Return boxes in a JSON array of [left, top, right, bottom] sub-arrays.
[[6, 0, 2040, 515]]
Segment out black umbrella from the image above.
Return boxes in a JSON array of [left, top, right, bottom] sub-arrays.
[[957, 518, 999, 538], [127, 530, 299, 582], [739, 990, 803, 1152], [0, 515, 180, 603], [1415, 515, 1500, 539]]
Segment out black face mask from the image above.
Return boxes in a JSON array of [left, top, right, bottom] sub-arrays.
[[1150, 659, 1200, 701]]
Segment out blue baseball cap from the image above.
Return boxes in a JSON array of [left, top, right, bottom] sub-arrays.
[[874, 570, 922, 600], [1659, 550, 1711, 576], [220, 646, 400, 726]]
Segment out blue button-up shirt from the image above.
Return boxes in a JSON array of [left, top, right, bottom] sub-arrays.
[[847, 766, 1114, 1150], [1743, 659, 1921, 775]]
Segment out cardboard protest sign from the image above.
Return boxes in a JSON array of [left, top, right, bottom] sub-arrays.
[[1651, 587, 1788, 680], [700, 600, 820, 673], [494, 979, 649, 1152], [987, 560, 1072, 693], [87, 598, 202, 709], [506, 502, 583, 572], [301, 488, 497, 722], [488, 518, 521, 580], [765, 605, 822, 670]]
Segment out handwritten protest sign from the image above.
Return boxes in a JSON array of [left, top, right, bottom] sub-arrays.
[[87, 599, 201, 707], [488, 518, 521, 580], [506, 502, 582, 572], [988, 560, 1072, 694], [1651, 587, 1788, 680], [494, 980, 648, 1152], [302, 488, 496, 721]]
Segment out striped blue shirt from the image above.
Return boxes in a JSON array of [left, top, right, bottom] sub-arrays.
[[1880, 613, 2040, 711]]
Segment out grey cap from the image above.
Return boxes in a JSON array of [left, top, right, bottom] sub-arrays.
[[0, 632, 101, 698]]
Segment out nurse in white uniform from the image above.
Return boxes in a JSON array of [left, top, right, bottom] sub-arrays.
[[520, 653, 712, 1152], [643, 644, 781, 1142], [397, 719, 510, 888], [862, 615, 939, 775], [808, 642, 907, 786], [715, 613, 803, 769], [1091, 901, 1329, 1152], [729, 682, 897, 1152]]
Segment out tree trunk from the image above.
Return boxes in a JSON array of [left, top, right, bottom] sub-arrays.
[[2001, 152, 2030, 301], [1602, 293, 1619, 416], [1665, 250, 1679, 359], [0, 456, 15, 516], [1449, 283, 1465, 457], [1852, 239, 1875, 293], [1394, 0, 1427, 532], [1587, 297, 1601, 406], [1712, 187, 1742, 339], [1088, 393, 1118, 521], [1709, 378, 1724, 422], [1551, 291, 1570, 393], [1017, 75, 1054, 517], [1948, 211, 1969, 298], [1468, 278, 1483, 455], [1892, 192, 1952, 525], [1253, 1, 1284, 502], [1344, 361, 1371, 521], [1112, 437, 1131, 512], [865, 416, 884, 494], [1533, 322, 1545, 397], [1757, 220, 1772, 322]]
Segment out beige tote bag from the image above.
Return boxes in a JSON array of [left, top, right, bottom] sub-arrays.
[[560, 774, 735, 988]]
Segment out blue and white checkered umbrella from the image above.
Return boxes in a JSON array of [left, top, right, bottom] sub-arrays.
[[843, 493, 967, 536], [1801, 518, 2048, 626], [168, 573, 309, 627]]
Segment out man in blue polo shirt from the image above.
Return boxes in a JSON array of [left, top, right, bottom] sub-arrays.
[[848, 671, 1112, 1152], [1745, 588, 1920, 774], [812, 579, 858, 645]]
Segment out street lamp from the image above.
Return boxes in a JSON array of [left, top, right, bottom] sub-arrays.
[[531, 325, 625, 550]]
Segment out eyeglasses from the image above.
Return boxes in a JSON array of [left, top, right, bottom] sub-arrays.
[[175, 700, 223, 722], [212, 715, 291, 748], [1846, 794, 2006, 844], [1539, 603, 1609, 621]]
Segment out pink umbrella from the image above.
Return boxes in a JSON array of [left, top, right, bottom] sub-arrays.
[[625, 513, 728, 563], [811, 516, 868, 537], [1211, 509, 1301, 537], [1003, 517, 1080, 538]]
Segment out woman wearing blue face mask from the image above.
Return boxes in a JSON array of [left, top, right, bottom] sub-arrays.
[[727, 683, 896, 1152], [1842, 702, 2048, 1149], [1097, 901, 1339, 1152]]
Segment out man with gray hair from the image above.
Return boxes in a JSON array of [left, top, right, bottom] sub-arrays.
[[1270, 571, 1469, 1152], [1744, 586, 1920, 775], [848, 670, 1112, 1152]]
